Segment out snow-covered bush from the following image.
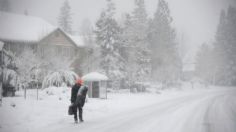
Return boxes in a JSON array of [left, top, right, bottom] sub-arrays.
[[3, 68, 17, 87], [40, 48, 80, 88], [42, 70, 78, 88], [109, 70, 126, 90], [15, 47, 42, 88]]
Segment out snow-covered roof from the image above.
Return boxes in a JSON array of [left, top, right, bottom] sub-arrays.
[[0, 41, 4, 50], [0, 11, 56, 43], [82, 72, 109, 81], [67, 35, 85, 47]]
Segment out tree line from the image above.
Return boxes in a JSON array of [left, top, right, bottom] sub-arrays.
[[195, 6, 236, 86], [93, 0, 181, 88]]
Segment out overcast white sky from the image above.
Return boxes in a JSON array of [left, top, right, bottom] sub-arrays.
[[8, 0, 236, 61]]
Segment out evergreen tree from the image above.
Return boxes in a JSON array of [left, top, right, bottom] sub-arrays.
[[121, 0, 150, 83], [213, 7, 236, 85], [132, 0, 150, 82], [120, 14, 135, 83], [148, 0, 181, 84], [213, 10, 228, 85], [132, 0, 148, 41], [58, 0, 72, 34], [95, 0, 124, 88]]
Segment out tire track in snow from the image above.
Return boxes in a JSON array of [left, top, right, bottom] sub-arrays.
[[203, 92, 236, 132], [42, 88, 236, 132], [49, 92, 221, 132]]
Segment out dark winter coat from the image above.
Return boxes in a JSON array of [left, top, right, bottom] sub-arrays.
[[71, 83, 81, 103], [75, 86, 88, 107]]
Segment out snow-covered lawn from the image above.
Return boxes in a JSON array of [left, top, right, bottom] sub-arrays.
[[0, 87, 160, 132], [0, 85, 235, 132]]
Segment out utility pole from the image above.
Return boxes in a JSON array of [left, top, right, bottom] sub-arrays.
[[0, 41, 4, 106], [36, 68, 39, 100], [0, 66, 2, 106]]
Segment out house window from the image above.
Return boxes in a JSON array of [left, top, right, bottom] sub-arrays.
[[69, 48, 76, 58], [39, 46, 45, 57], [65, 47, 70, 57], [56, 46, 62, 55], [61, 46, 68, 57]]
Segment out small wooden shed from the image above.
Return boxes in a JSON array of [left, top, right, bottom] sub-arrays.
[[82, 72, 108, 99]]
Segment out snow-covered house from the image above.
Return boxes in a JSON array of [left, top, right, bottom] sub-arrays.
[[0, 12, 87, 95], [0, 11, 86, 73]]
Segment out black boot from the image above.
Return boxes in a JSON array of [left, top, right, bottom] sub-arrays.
[[79, 107, 84, 122], [74, 110, 78, 123]]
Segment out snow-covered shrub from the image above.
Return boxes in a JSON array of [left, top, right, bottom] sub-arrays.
[[62, 71, 78, 85], [43, 71, 62, 88], [3, 68, 17, 87], [40, 48, 80, 88], [42, 70, 78, 88], [15, 47, 42, 88]]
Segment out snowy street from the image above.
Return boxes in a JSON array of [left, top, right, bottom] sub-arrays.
[[1, 0, 236, 132], [37, 88, 236, 132]]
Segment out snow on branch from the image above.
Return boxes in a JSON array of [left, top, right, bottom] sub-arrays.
[[42, 70, 78, 88]]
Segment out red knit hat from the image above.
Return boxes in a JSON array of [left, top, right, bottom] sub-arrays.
[[76, 79, 83, 85]]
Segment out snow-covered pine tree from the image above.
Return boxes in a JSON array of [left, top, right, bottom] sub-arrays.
[[120, 14, 134, 81], [213, 10, 228, 85], [132, 0, 150, 83], [213, 7, 236, 85], [95, 0, 124, 89], [148, 0, 181, 85], [58, 0, 72, 34], [226, 6, 236, 85], [121, 0, 150, 84]]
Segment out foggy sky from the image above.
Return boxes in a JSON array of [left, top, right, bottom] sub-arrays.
[[7, 0, 236, 61]]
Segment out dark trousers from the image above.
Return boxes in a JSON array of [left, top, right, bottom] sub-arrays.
[[73, 105, 83, 121]]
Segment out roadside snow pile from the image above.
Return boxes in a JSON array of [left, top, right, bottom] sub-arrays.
[[42, 86, 71, 101], [43, 87, 70, 96]]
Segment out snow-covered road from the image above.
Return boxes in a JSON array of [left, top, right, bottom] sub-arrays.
[[46, 88, 236, 132]]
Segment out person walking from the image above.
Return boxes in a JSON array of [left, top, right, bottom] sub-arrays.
[[71, 79, 88, 123]]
